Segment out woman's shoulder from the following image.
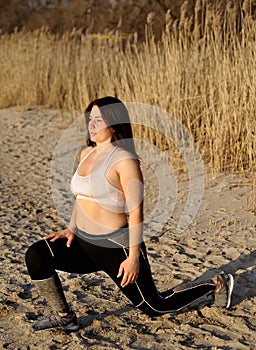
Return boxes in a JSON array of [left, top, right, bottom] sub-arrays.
[[113, 147, 143, 180], [80, 146, 94, 161], [114, 147, 137, 161], [113, 147, 141, 170]]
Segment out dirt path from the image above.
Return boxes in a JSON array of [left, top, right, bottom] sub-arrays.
[[1, 108, 255, 349]]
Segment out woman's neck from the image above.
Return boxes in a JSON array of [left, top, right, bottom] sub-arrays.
[[95, 141, 114, 153]]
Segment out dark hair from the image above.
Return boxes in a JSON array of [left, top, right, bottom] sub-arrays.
[[85, 96, 138, 159]]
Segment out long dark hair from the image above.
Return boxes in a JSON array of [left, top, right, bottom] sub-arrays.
[[85, 96, 138, 159]]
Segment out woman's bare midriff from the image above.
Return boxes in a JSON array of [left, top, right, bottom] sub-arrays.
[[76, 199, 127, 235]]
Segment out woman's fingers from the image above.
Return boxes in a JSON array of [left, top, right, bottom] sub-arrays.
[[130, 273, 138, 284], [44, 233, 62, 242], [120, 273, 128, 287], [130, 275, 137, 284], [44, 233, 56, 240], [50, 235, 61, 242], [118, 259, 139, 287], [44, 230, 75, 247], [66, 234, 74, 248], [121, 272, 138, 287], [117, 265, 124, 279]]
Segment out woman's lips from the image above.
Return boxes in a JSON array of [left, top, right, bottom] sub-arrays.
[[89, 127, 106, 137]]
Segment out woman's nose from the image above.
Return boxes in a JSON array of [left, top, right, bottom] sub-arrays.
[[89, 119, 95, 128]]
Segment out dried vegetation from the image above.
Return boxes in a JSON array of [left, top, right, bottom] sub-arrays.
[[0, 0, 255, 211]]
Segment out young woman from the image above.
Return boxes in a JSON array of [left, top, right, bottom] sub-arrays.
[[25, 96, 234, 331]]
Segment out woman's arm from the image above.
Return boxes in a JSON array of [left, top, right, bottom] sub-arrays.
[[66, 147, 93, 233], [45, 201, 77, 247], [45, 148, 93, 246], [116, 157, 144, 287], [120, 157, 144, 248], [67, 200, 78, 233]]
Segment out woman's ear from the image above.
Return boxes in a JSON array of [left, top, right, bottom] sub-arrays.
[[111, 129, 117, 143]]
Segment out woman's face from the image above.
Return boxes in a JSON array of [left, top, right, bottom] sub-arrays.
[[88, 105, 114, 144]]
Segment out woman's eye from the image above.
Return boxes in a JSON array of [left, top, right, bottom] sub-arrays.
[[89, 115, 104, 123]]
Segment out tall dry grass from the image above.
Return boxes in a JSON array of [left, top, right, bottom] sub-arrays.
[[0, 2, 255, 211]]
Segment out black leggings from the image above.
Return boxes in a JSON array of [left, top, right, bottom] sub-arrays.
[[25, 229, 215, 317]]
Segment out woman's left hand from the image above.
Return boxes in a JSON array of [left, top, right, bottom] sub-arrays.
[[117, 257, 140, 288], [44, 228, 75, 248]]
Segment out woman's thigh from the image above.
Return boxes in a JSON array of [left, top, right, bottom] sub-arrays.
[[47, 237, 101, 274], [25, 236, 100, 279], [100, 242, 159, 307]]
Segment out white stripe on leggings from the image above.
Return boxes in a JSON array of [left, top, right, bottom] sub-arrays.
[[44, 238, 54, 257], [108, 238, 215, 314]]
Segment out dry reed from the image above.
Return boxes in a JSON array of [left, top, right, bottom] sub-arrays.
[[0, 4, 255, 212]]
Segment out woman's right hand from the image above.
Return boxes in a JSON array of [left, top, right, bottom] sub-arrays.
[[45, 228, 75, 248]]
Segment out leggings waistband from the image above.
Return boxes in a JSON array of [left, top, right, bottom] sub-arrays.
[[75, 224, 129, 248]]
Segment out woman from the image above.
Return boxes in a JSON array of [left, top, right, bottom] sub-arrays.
[[25, 96, 234, 332]]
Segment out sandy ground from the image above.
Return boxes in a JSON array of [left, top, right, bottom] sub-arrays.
[[1, 108, 256, 350]]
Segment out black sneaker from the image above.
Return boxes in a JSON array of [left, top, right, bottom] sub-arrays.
[[32, 311, 79, 332], [214, 273, 234, 308]]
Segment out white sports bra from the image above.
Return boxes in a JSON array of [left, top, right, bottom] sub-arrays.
[[70, 146, 125, 211]]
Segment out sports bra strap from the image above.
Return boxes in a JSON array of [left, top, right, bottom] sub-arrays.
[[79, 147, 96, 165], [77, 146, 118, 174], [103, 147, 119, 169]]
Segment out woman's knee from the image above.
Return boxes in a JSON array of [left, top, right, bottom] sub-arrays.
[[25, 240, 45, 264], [137, 302, 161, 317], [25, 240, 54, 279]]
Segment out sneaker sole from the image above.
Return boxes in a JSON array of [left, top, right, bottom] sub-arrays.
[[226, 274, 234, 308], [32, 322, 79, 332], [65, 324, 80, 331]]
